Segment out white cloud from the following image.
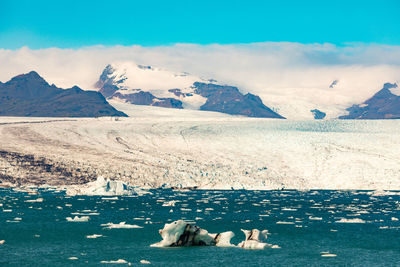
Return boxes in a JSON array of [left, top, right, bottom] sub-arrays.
[[1, 43, 399, 119]]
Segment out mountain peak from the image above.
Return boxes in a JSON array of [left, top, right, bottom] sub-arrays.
[[9, 71, 48, 85]]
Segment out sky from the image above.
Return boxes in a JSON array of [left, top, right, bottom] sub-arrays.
[[1, 0, 400, 48]]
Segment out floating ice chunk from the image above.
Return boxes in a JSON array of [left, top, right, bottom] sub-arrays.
[[162, 200, 176, 207], [102, 197, 119, 200], [152, 220, 277, 249], [237, 229, 270, 249], [100, 259, 129, 264], [276, 221, 294, 224], [140, 260, 151, 264], [335, 218, 365, 223], [369, 190, 400, 196], [66, 176, 151, 196], [391, 217, 399, 221], [321, 253, 337, 257], [210, 231, 235, 247], [309, 216, 323, 220], [86, 234, 103, 238], [151, 220, 232, 247], [0, 240, 4, 245], [282, 208, 297, 211], [25, 198, 43, 203], [66, 216, 90, 222], [101, 222, 143, 229], [68, 257, 78, 260]]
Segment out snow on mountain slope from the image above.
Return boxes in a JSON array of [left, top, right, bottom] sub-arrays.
[[0, 110, 399, 190], [96, 62, 210, 109], [95, 62, 285, 118]]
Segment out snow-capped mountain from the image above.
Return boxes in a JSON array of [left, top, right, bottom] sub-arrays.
[[340, 83, 400, 119], [95, 62, 285, 119]]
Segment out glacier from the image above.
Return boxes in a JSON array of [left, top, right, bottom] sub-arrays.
[[0, 103, 399, 190]]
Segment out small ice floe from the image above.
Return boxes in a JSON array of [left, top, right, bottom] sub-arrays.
[[369, 190, 400, 196], [66, 216, 90, 222], [321, 252, 337, 257], [140, 259, 151, 264], [309, 216, 323, 220], [3, 209, 12, 212], [0, 240, 5, 245], [335, 218, 365, 223], [24, 198, 43, 203], [391, 217, 399, 221], [100, 259, 129, 264], [68, 257, 78, 260], [66, 176, 151, 196], [162, 200, 176, 207], [101, 222, 143, 229], [102, 197, 119, 200], [86, 234, 103, 239], [276, 221, 295, 224]]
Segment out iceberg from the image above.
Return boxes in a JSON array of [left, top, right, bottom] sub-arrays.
[[237, 229, 271, 249], [151, 220, 234, 247], [66, 176, 151, 196], [151, 220, 277, 249]]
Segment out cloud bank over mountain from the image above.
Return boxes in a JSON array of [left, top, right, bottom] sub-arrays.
[[1, 42, 400, 118]]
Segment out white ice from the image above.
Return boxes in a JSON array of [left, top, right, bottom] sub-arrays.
[[1, 111, 400, 190], [66, 216, 90, 222], [335, 218, 366, 223], [100, 259, 129, 264], [101, 222, 143, 229], [66, 176, 150, 196]]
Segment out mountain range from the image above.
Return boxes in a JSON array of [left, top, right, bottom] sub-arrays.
[[0, 71, 126, 117], [0, 65, 399, 120], [95, 63, 284, 119]]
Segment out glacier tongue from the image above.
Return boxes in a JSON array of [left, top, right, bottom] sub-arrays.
[[0, 111, 400, 190]]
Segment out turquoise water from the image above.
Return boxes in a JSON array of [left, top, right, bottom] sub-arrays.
[[1, 188, 399, 266]]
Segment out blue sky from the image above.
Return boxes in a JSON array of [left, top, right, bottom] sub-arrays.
[[0, 0, 399, 49]]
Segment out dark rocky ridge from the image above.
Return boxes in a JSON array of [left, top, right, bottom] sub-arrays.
[[113, 91, 183, 109], [193, 82, 285, 118], [339, 83, 400, 119], [0, 71, 127, 117], [310, 109, 326, 119]]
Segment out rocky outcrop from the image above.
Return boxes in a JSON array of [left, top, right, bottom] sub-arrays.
[[113, 91, 183, 109], [193, 82, 285, 118], [0, 71, 127, 117], [339, 83, 400, 119], [310, 109, 326, 119]]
